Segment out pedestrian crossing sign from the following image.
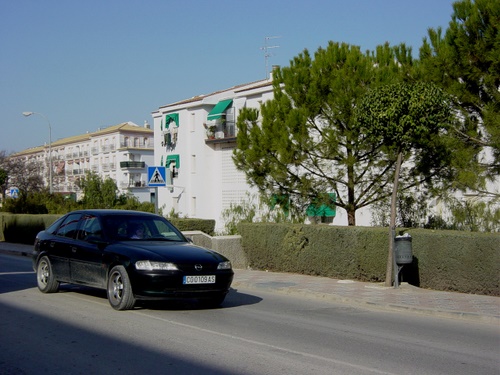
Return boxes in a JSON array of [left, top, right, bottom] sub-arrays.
[[148, 166, 167, 187]]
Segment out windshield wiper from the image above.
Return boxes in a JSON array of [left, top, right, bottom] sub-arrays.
[[146, 236, 182, 241]]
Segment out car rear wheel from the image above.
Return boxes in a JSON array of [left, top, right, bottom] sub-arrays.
[[107, 265, 136, 311], [36, 256, 60, 293]]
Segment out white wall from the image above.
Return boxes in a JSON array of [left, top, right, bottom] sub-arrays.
[[153, 81, 273, 231]]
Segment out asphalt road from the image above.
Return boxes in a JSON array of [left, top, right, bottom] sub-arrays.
[[1, 253, 499, 375]]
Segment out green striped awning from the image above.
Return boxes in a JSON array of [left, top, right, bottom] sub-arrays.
[[166, 154, 180, 169], [164, 113, 179, 130], [306, 193, 336, 217], [207, 99, 232, 121]]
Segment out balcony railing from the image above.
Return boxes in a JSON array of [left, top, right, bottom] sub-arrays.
[[120, 181, 146, 188], [101, 144, 116, 153], [120, 161, 145, 169], [205, 120, 236, 140], [119, 142, 152, 149]]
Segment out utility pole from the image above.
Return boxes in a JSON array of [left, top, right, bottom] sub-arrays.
[[23, 111, 53, 194]]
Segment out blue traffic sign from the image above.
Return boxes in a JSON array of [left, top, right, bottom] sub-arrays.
[[10, 187, 19, 199], [148, 166, 167, 187]]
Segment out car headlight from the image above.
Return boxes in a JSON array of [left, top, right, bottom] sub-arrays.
[[135, 260, 178, 271], [217, 261, 232, 270]]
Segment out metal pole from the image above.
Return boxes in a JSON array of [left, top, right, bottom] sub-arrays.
[[48, 118, 52, 194], [155, 187, 158, 215], [23, 112, 53, 194], [392, 227, 399, 288]]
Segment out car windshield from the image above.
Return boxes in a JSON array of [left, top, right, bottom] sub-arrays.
[[102, 215, 186, 242]]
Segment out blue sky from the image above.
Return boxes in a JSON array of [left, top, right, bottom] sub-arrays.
[[1, 0, 455, 153]]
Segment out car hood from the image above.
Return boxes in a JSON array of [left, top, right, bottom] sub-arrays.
[[107, 241, 228, 263]]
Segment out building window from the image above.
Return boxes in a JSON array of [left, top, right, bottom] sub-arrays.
[[190, 112, 195, 132], [191, 197, 196, 217]]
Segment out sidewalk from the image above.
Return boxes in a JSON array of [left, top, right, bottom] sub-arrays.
[[1, 241, 498, 324]]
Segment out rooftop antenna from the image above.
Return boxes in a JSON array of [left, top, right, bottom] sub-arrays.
[[260, 36, 280, 79]]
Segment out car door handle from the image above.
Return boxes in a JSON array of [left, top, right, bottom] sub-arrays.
[[71, 247, 78, 253]]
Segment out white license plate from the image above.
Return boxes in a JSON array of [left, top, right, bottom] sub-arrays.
[[183, 275, 216, 284]]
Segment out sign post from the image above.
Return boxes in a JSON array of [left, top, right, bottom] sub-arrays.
[[148, 166, 167, 214]]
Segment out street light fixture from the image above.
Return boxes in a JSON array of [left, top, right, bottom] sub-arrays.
[[22, 111, 53, 194]]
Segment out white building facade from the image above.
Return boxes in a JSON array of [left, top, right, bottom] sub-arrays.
[[12, 122, 154, 202], [152, 80, 275, 232], [152, 77, 372, 232]]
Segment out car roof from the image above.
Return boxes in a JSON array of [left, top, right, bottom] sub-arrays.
[[66, 209, 159, 218]]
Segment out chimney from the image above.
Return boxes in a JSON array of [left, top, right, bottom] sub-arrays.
[[270, 65, 280, 80]]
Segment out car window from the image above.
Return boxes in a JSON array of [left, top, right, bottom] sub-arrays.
[[152, 220, 184, 241], [102, 215, 185, 242], [45, 216, 65, 235], [55, 213, 82, 239], [77, 215, 102, 241]]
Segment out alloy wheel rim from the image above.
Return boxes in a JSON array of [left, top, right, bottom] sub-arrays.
[[111, 272, 123, 301], [39, 262, 49, 285]]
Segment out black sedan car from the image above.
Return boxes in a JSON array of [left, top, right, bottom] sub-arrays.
[[32, 209, 234, 310]]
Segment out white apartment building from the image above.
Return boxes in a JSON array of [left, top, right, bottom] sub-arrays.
[[11, 121, 154, 202], [152, 75, 363, 232], [153, 73, 500, 232], [152, 79, 274, 231]]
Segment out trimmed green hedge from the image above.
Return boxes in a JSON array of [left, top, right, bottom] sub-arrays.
[[0, 213, 215, 245], [0, 213, 62, 245], [168, 218, 215, 236], [238, 223, 500, 296]]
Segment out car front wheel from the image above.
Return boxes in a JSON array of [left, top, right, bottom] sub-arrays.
[[36, 256, 60, 293], [107, 265, 136, 311]]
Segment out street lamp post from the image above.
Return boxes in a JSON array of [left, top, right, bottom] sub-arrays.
[[22, 112, 53, 194]]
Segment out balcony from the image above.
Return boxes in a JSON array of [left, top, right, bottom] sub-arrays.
[[205, 119, 236, 144], [120, 161, 145, 169], [120, 180, 146, 188], [101, 144, 116, 153], [119, 142, 152, 150]]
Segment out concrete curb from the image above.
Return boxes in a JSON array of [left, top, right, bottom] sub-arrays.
[[231, 280, 500, 325]]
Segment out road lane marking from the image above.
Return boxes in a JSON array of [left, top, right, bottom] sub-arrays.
[[132, 310, 398, 375]]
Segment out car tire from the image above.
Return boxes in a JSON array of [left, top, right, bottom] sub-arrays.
[[107, 265, 136, 311], [36, 256, 60, 293]]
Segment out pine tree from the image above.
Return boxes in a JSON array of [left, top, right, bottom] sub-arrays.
[[234, 42, 414, 225]]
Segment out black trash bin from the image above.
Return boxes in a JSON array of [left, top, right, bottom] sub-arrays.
[[395, 235, 413, 265]]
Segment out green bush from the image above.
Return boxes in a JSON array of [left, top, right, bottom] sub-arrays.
[[0, 214, 214, 243], [169, 218, 216, 236], [238, 223, 500, 296], [1, 213, 61, 245]]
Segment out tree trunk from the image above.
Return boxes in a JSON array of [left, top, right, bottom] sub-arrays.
[[347, 209, 356, 226], [385, 152, 403, 287]]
